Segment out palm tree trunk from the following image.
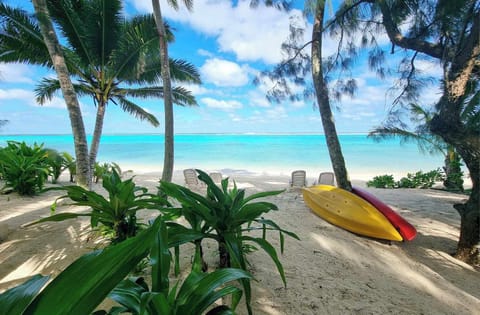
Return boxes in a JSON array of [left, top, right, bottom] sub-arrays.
[[32, 0, 91, 188], [89, 102, 107, 173], [152, 0, 175, 183], [311, 1, 352, 191]]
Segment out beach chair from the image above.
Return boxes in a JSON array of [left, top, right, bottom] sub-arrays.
[[209, 172, 223, 184], [290, 170, 307, 188], [183, 169, 202, 189], [318, 171, 335, 186]]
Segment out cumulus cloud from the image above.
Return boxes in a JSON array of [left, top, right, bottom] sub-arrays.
[[129, 0, 304, 64], [201, 97, 243, 111], [0, 63, 36, 84], [200, 58, 250, 87]]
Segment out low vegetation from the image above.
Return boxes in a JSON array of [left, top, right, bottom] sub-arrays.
[[1, 169, 297, 314], [367, 169, 445, 189]]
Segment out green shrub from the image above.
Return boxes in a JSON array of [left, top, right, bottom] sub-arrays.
[[396, 169, 443, 189], [0, 141, 50, 195], [366, 174, 396, 188], [368, 169, 443, 189], [44, 149, 71, 184]]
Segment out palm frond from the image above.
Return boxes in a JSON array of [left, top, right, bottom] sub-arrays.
[[169, 59, 201, 83], [35, 77, 95, 104], [110, 14, 160, 81], [117, 86, 197, 107], [123, 58, 201, 85], [0, 3, 51, 66], [113, 96, 160, 126]]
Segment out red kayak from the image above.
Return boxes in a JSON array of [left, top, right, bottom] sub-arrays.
[[352, 187, 417, 241]]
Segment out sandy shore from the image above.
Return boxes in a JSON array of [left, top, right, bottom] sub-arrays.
[[0, 169, 479, 314]]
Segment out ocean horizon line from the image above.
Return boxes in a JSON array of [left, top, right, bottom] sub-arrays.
[[0, 131, 370, 137]]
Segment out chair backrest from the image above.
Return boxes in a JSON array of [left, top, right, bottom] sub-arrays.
[[183, 169, 199, 186], [318, 172, 335, 185], [209, 172, 222, 184], [291, 170, 306, 187]]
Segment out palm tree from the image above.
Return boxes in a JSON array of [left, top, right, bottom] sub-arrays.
[[1, 0, 200, 172], [369, 104, 464, 191], [151, 0, 193, 183], [30, 0, 91, 188]]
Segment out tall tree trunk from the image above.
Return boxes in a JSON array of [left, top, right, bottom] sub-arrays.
[[311, 0, 352, 191], [32, 0, 91, 188], [89, 102, 107, 173], [431, 94, 480, 264], [152, 0, 175, 183]]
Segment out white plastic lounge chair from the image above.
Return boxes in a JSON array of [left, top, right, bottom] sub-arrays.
[[318, 171, 335, 186], [183, 169, 201, 188], [290, 170, 307, 187], [209, 172, 222, 184]]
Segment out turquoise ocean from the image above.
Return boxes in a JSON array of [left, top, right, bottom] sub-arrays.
[[0, 134, 444, 179]]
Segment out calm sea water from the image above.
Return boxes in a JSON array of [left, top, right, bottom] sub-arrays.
[[0, 134, 444, 179]]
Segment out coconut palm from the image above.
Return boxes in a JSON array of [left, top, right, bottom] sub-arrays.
[[30, 0, 91, 188], [0, 0, 201, 171], [151, 0, 193, 183]]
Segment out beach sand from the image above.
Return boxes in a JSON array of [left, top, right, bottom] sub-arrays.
[[0, 170, 479, 314]]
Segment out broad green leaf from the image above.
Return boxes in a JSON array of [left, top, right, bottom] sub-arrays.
[[0, 274, 49, 315], [243, 235, 287, 287], [23, 212, 92, 227], [23, 218, 160, 315]]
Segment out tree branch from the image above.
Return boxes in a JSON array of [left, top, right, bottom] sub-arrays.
[[377, 0, 444, 59]]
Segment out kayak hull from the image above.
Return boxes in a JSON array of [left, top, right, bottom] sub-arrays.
[[352, 187, 417, 241], [303, 185, 403, 241]]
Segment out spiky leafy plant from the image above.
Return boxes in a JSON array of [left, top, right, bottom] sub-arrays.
[[28, 169, 168, 243], [0, 141, 50, 195], [159, 169, 299, 315]]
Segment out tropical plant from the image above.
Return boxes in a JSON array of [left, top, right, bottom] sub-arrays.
[[159, 169, 299, 315], [61, 151, 76, 182], [0, 141, 50, 195], [0, 0, 201, 173], [30, 0, 91, 188], [0, 217, 246, 315], [151, 0, 194, 183], [93, 162, 122, 184], [28, 169, 169, 243], [100, 219, 250, 315], [44, 148, 70, 183]]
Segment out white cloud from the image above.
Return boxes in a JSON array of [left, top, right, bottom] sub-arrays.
[[130, 0, 304, 64], [0, 88, 74, 109], [0, 63, 36, 84], [201, 97, 243, 111], [200, 58, 249, 87], [181, 83, 210, 96]]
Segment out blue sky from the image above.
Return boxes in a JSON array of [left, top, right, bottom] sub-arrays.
[[0, 0, 442, 135]]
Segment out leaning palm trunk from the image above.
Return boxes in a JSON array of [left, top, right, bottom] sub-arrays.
[[152, 0, 175, 183], [311, 1, 352, 191], [89, 102, 107, 173], [32, 0, 90, 188]]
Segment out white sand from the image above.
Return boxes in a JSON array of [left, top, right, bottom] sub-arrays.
[[0, 169, 479, 315]]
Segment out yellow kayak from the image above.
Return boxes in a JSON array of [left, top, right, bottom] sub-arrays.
[[303, 185, 403, 241]]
